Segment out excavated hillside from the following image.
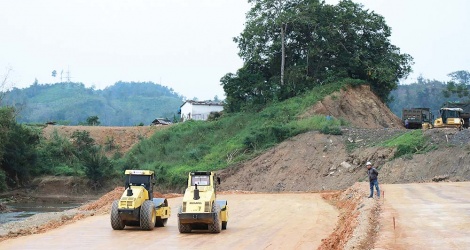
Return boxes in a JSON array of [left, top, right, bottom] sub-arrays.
[[219, 85, 470, 192], [302, 85, 403, 128]]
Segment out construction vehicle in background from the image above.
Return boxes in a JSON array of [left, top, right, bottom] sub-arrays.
[[441, 102, 470, 128], [110, 170, 171, 230], [433, 107, 464, 129], [402, 108, 433, 129], [177, 171, 228, 233]]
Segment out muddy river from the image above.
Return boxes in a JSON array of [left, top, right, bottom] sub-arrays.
[[0, 201, 83, 224]]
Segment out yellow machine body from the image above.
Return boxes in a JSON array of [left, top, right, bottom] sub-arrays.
[[177, 171, 228, 233], [110, 170, 171, 230], [433, 108, 464, 129]]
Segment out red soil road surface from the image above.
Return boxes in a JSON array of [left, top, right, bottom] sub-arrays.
[[376, 182, 470, 250], [0, 193, 338, 250]]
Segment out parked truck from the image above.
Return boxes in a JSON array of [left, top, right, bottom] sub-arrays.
[[402, 108, 433, 129]]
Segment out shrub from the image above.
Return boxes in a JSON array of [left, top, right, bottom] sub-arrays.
[[82, 147, 112, 189], [381, 130, 433, 158], [0, 169, 7, 192], [54, 164, 77, 176], [320, 125, 342, 135]]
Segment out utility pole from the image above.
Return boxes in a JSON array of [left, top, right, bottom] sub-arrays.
[[66, 66, 71, 82]]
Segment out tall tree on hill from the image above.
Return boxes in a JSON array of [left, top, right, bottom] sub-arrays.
[[443, 70, 470, 99], [222, 0, 413, 111], [241, 0, 303, 87]]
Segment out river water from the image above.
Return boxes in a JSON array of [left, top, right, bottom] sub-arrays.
[[0, 201, 83, 224]]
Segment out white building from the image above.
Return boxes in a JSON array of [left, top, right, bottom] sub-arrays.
[[180, 100, 224, 121]]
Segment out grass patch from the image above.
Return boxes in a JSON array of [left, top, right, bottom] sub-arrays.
[[380, 130, 435, 158]]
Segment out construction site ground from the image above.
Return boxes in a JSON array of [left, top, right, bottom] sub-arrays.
[[2, 85, 470, 249], [2, 182, 469, 249]]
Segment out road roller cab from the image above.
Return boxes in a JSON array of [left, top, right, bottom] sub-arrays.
[[110, 170, 171, 230], [177, 171, 228, 233]]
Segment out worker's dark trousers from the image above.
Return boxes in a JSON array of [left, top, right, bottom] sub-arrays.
[[369, 179, 380, 198]]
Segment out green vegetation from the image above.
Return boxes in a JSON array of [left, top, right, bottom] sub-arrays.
[[222, 0, 412, 112], [0, 170, 7, 192], [115, 81, 349, 188], [34, 129, 113, 188], [85, 116, 100, 126], [0, 80, 446, 191], [0, 107, 40, 188], [2, 81, 183, 126], [380, 130, 435, 158]]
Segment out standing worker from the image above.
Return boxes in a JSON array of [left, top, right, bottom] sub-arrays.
[[366, 161, 380, 198]]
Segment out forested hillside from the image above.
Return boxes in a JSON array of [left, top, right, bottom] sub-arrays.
[[2, 81, 184, 126], [389, 71, 470, 118]]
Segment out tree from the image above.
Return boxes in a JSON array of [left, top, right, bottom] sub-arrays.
[[1, 68, 12, 104], [223, 0, 413, 111], [236, 0, 306, 88], [444, 70, 470, 99], [82, 147, 111, 189], [448, 70, 470, 85], [245, 0, 300, 86], [86, 116, 100, 126], [71, 130, 95, 155], [0, 107, 14, 167], [0, 107, 39, 187]]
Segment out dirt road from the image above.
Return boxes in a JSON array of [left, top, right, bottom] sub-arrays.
[[376, 182, 470, 250], [0, 193, 338, 250]]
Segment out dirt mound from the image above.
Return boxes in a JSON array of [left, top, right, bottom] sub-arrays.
[[29, 176, 93, 197], [79, 187, 125, 214], [302, 85, 403, 128], [318, 183, 380, 250], [42, 125, 169, 156], [219, 129, 400, 192]]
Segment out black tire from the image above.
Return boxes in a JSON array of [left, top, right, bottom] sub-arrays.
[[208, 203, 221, 233], [178, 205, 191, 233], [222, 221, 227, 230], [178, 219, 192, 233], [155, 218, 168, 227], [110, 200, 125, 230], [140, 200, 156, 230], [155, 201, 169, 227]]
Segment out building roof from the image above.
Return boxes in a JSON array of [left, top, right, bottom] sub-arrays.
[[180, 100, 224, 107], [151, 118, 172, 125]]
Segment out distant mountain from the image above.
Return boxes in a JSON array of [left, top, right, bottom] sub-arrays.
[[2, 81, 185, 126]]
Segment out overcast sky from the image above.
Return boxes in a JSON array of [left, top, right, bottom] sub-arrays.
[[1, 1, 469, 100]]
